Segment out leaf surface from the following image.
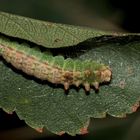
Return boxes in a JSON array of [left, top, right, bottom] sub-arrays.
[[0, 12, 140, 135], [0, 11, 118, 48]]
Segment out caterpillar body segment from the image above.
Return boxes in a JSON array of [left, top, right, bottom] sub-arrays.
[[0, 37, 111, 91]]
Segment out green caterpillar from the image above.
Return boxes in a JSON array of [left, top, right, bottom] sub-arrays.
[[0, 36, 111, 91]]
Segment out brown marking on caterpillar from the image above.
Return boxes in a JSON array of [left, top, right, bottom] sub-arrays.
[[63, 71, 74, 83], [84, 70, 92, 77], [0, 44, 112, 91]]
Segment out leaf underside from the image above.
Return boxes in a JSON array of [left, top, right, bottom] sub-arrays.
[[0, 11, 140, 135]]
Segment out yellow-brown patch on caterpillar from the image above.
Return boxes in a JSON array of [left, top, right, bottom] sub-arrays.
[[63, 71, 74, 83], [84, 70, 92, 77]]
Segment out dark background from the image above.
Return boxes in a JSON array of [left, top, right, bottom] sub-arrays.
[[0, 0, 140, 32], [0, 0, 140, 140]]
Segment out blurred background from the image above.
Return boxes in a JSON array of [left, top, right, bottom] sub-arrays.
[[0, 0, 140, 32], [0, 0, 140, 139]]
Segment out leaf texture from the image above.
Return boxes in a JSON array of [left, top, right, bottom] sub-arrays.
[[0, 11, 140, 135]]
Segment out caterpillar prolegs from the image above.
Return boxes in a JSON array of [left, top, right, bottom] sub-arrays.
[[0, 37, 111, 91]]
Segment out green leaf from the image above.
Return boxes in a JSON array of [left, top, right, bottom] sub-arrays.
[[0, 11, 113, 48], [0, 36, 140, 135], [0, 11, 140, 135]]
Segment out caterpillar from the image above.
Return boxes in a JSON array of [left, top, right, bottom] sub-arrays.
[[0, 36, 111, 91]]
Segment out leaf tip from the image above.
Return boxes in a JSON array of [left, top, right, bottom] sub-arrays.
[[131, 102, 139, 112], [79, 127, 88, 135], [35, 127, 43, 133], [6, 111, 14, 115], [57, 131, 65, 136]]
